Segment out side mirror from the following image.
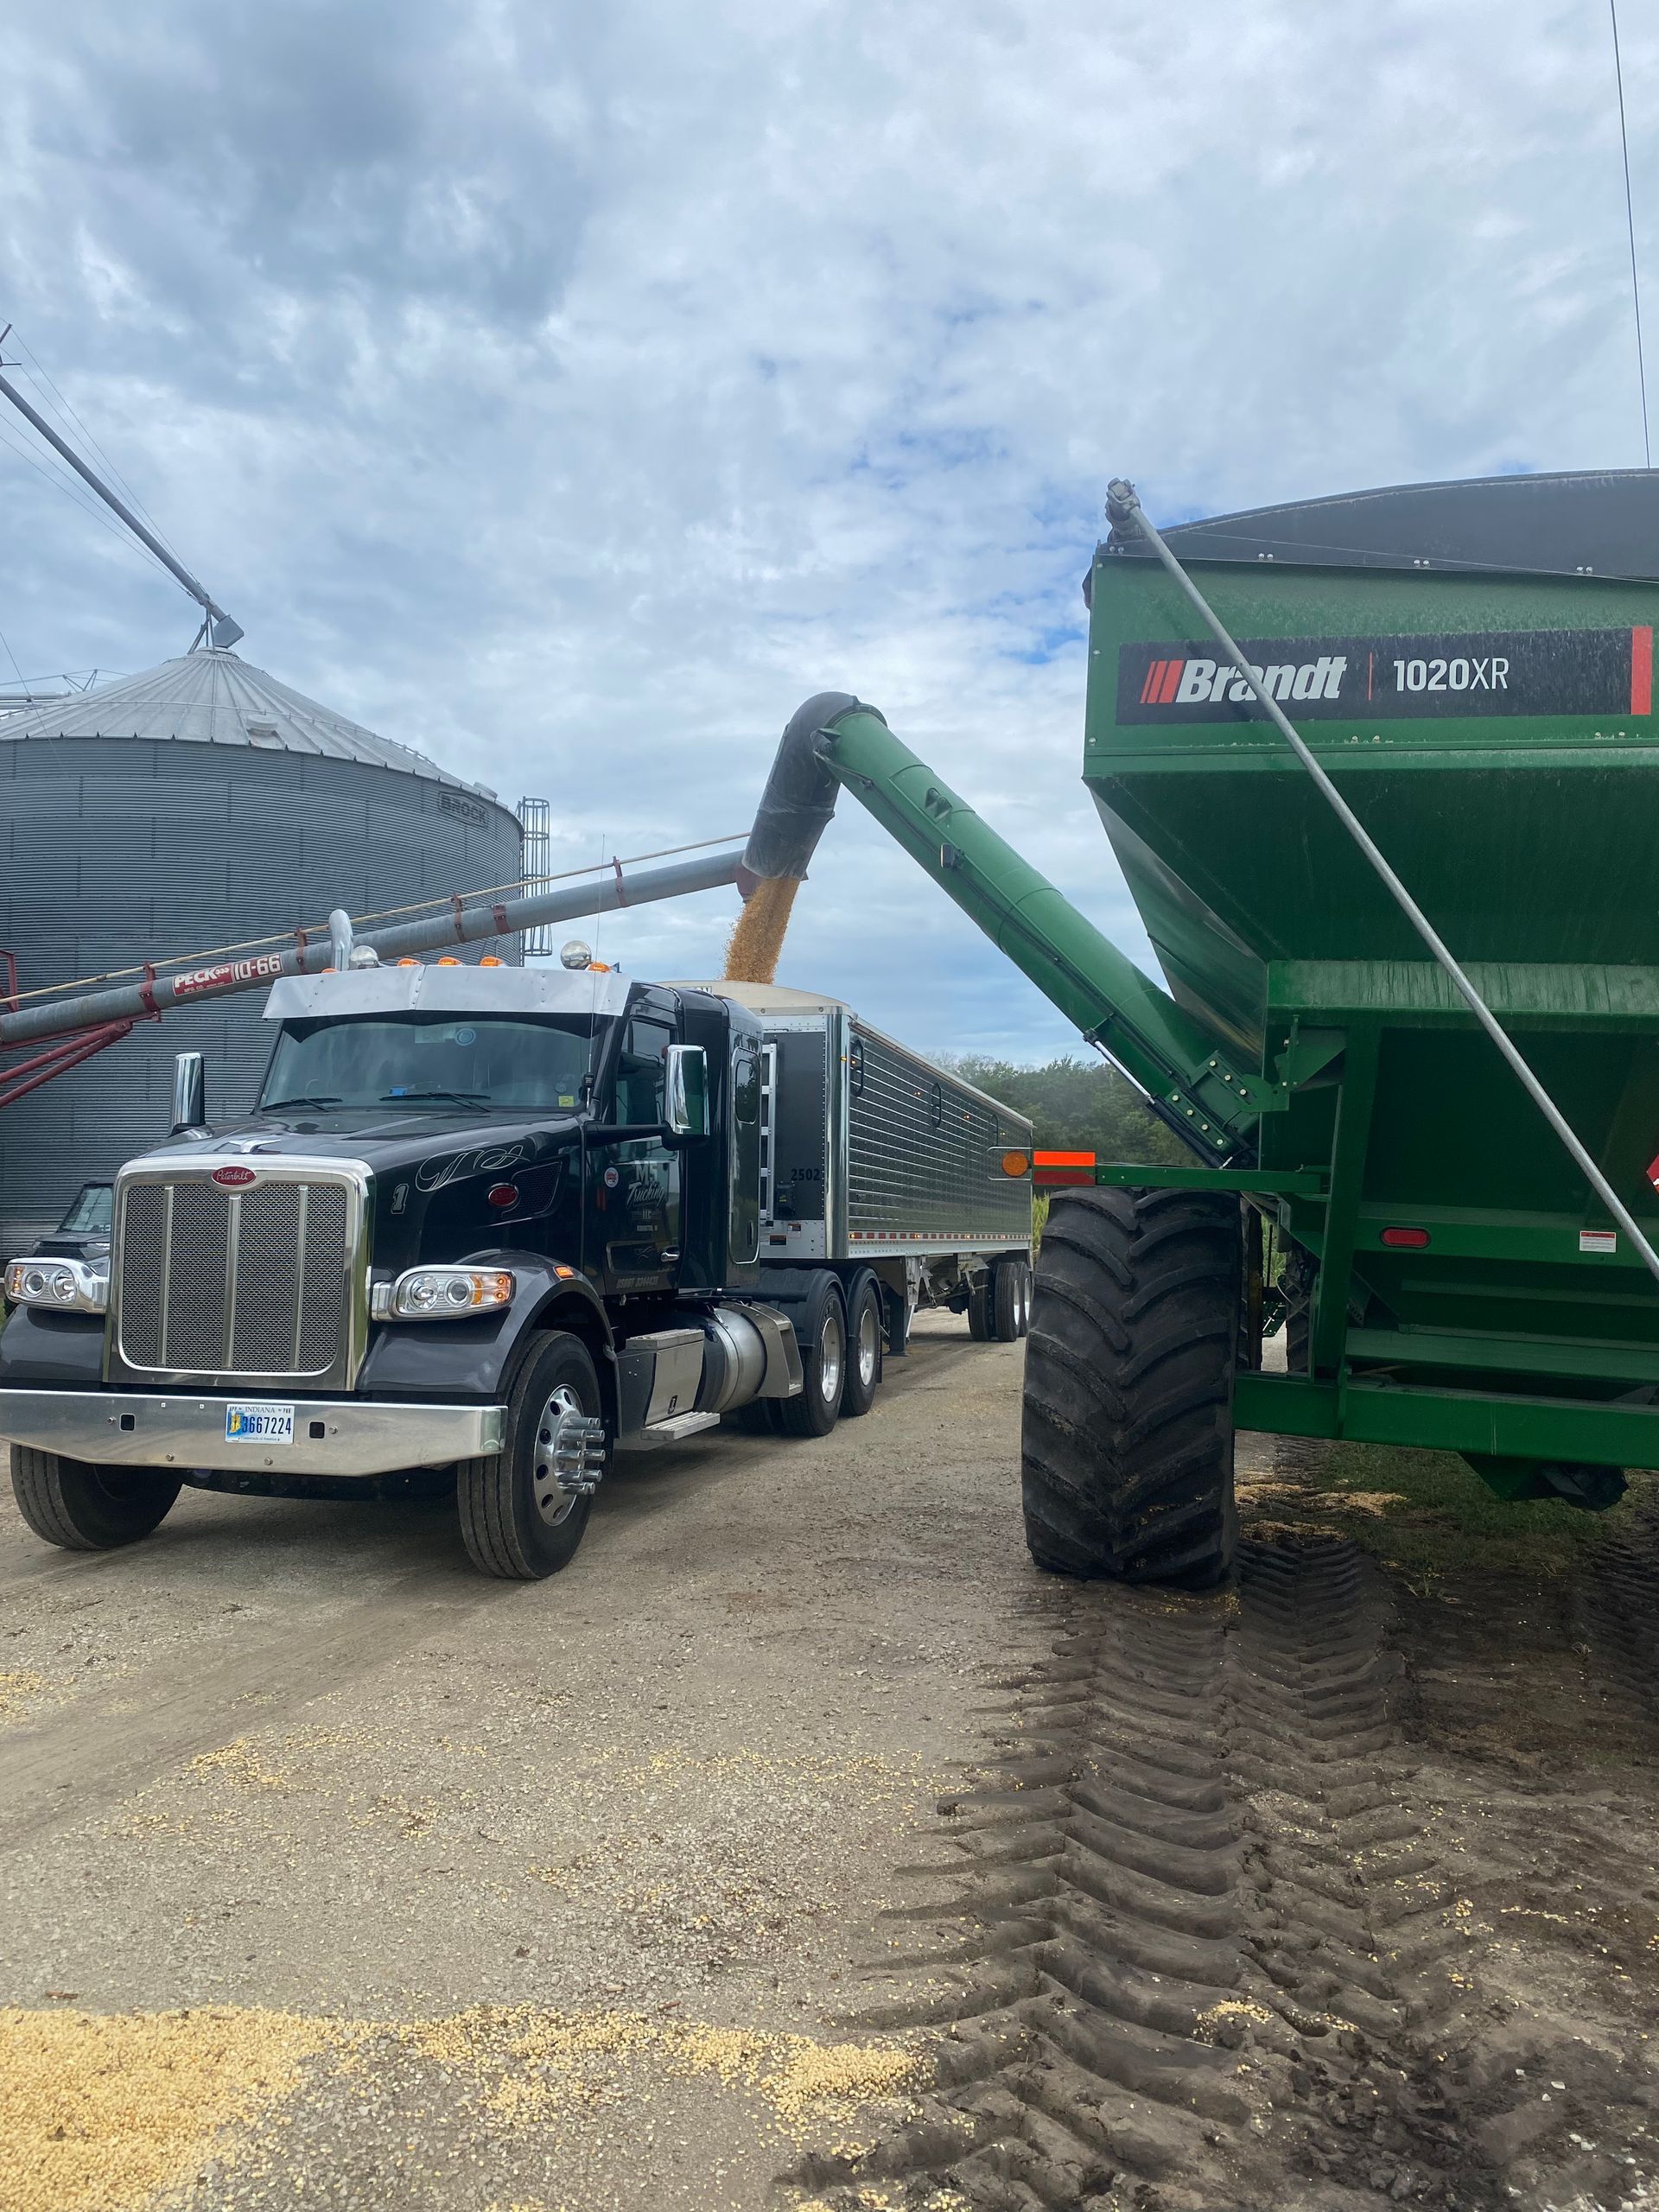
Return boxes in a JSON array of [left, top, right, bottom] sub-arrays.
[[170, 1051, 207, 1136], [664, 1045, 709, 1138]]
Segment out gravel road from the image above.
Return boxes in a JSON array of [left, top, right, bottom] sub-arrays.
[[3, 1315, 1659, 2212]]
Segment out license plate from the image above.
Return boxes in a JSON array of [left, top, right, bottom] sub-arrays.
[[225, 1402, 295, 1445]]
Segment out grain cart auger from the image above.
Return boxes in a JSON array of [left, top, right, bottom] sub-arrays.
[[748, 471, 1659, 1586]]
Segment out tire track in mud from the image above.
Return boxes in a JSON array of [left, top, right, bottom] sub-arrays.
[[805, 1536, 1499, 2211], [1573, 1496, 1659, 1746]]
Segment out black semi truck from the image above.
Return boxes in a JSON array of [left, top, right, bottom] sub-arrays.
[[0, 951, 1032, 1578]]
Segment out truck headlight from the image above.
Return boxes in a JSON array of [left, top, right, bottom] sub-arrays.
[[373, 1268, 515, 1320], [4, 1257, 109, 1313]]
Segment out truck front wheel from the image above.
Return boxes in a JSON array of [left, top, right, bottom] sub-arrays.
[[457, 1332, 602, 1580], [1021, 1187, 1240, 1587], [10, 1446, 181, 1551]]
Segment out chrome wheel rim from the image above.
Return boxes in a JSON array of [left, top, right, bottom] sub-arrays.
[[531, 1382, 586, 1526], [818, 1307, 845, 1406], [856, 1300, 880, 1389]]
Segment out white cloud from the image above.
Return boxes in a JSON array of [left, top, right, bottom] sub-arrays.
[[2, 0, 1654, 1060]]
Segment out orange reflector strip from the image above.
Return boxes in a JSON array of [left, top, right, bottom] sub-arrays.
[[1033, 1147, 1096, 1188]]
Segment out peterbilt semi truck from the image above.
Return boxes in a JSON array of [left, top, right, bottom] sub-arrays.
[[0, 950, 1033, 1579]]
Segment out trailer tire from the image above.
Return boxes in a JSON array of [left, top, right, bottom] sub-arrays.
[[10, 1446, 181, 1551], [1021, 1186, 1240, 1588], [841, 1274, 883, 1418], [993, 1258, 1027, 1342], [456, 1331, 600, 1580], [968, 1274, 993, 1341], [775, 1274, 846, 1437]]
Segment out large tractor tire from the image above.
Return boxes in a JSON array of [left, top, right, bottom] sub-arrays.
[[1021, 1186, 1241, 1587]]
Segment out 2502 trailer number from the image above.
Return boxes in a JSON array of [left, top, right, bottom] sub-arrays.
[[1393, 655, 1510, 695]]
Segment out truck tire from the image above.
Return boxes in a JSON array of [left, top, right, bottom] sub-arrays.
[[968, 1274, 993, 1341], [456, 1332, 601, 1580], [776, 1274, 846, 1437], [993, 1258, 1028, 1342], [841, 1274, 883, 1418], [1021, 1187, 1240, 1588], [10, 1446, 181, 1551]]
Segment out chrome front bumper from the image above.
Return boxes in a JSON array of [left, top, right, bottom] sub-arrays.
[[0, 1389, 505, 1478]]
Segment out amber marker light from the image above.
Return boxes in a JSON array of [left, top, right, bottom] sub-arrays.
[[1001, 1149, 1032, 1178]]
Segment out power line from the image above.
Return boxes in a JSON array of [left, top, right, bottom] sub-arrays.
[[9, 331, 187, 565], [1611, 0, 1651, 468], [0, 416, 181, 583]]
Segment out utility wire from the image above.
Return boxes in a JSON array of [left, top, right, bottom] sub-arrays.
[[1611, 0, 1651, 468], [10, 331, 187, 563], [0, 416, 181, 585]]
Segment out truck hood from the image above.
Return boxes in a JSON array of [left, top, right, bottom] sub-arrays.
[[136, 1111, 585, 1180]]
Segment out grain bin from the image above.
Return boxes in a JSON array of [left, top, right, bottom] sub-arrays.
[[0, 647, 522, 1253]]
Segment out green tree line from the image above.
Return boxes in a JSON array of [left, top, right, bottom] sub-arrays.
[[943, 1054, 1188, 1166]]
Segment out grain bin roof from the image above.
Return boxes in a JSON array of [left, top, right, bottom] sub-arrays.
[[0, 646, 498, 797]]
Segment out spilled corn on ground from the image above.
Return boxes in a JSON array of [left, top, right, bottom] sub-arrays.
[[1, 2004, 922, 2212]]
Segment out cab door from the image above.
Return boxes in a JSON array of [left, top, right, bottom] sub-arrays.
[[591, 996, 682, 1293], [728, 1038, 761, 1268]]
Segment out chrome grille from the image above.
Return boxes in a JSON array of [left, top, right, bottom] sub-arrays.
[[117, 1173, 355, 1380]]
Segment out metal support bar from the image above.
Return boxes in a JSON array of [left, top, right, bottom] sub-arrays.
[[0, 1021, 135, 1109], [1310, 1027, 1379, 1374], [0, 368, 239, 641], [1235, 1369, 1659, 1469], [1089, 1162, 1328, 1196], [0, 847, 746, 1051], [1109, 478, 1659, 1299]]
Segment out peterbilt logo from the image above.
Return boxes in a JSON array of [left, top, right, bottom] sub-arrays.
[[211, 1166, 258, 1188]]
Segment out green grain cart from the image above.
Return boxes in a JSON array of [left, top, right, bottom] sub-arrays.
[[749, 469, 1659, 1584]]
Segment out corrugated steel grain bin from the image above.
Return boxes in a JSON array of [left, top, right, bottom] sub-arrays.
[[0, 649, 522, 1254]]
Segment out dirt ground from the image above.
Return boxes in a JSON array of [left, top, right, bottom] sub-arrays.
[[3, 1314, 1659, 2212]]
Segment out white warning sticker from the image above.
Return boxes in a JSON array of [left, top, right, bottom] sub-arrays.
[[1580, 1229, 1618, 1255]]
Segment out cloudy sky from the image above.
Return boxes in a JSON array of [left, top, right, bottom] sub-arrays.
[[3, 0, 1654, 1060]]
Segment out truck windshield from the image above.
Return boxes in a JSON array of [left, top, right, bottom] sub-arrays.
[[57, 1183, 114, 1234], [259, 1015, 599, 1116]]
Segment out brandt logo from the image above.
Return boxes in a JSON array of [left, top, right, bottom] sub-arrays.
[[210, 1166, 258, 1188], [1139, 653, 1348, 707]]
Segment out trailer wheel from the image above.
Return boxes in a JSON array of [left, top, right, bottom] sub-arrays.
[[968, 1274, 993, 1341], [10, 1446, 181, 1552], [456, 1331, 600, 1580], [1022, 1186, 1240, 1587], [841, 1274, 883, 1418], [776, 1274, 846, 1437], [993, 1259, 1027, 1342]]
